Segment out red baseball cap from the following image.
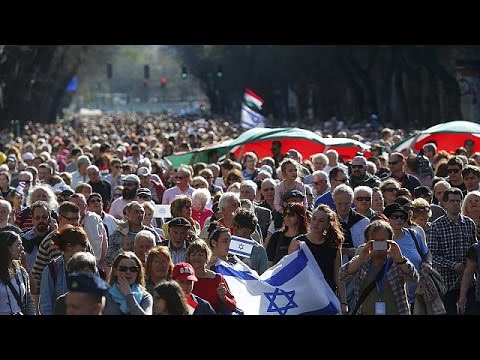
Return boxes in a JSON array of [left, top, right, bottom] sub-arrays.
[[172, 262, 198, 282]]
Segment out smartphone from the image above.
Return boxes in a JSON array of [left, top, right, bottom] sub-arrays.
[[372, 241, 388, 251]]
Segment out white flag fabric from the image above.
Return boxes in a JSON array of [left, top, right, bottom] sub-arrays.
[[241, 103, 266, 129], [229, 235, 255, 258], [215, 242, 341, 315]]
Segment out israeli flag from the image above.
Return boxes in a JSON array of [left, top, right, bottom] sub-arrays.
[[229, 236, 255, 258], [215, 242, 341, 315], [240, 103, 266, 129]]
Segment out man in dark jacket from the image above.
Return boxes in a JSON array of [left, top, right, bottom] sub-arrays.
[[349, 156, 381, 190]]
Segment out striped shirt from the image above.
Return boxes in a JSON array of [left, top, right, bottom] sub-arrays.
[[31, 231, 94, 290], [427, 214, 477, 291]]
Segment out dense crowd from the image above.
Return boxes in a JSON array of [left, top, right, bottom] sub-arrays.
[[0, 113, 478, 315]]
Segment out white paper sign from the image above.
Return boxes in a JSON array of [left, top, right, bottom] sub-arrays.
[[154, 205, 171, 218]]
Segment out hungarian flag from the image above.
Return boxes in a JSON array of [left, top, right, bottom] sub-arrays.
[[186, 293, 198, 315], [244, 88, 264, 110]]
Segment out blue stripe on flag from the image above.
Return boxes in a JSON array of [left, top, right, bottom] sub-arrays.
[[264, 248, 308, 286], [231, 236, 255, 245], [229, 248, 252, 257], [216, 263, 257, 280], [299, 301, 339, 315]]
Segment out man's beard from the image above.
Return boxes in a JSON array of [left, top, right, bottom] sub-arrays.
[[122, 187, 137, 200]]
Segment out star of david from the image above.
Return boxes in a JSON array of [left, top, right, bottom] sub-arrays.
[[264, 288, 298, 315], [238, 244, 244, 250]]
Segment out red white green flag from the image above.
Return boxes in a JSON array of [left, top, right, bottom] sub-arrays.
[[244, 88, 264, 110]]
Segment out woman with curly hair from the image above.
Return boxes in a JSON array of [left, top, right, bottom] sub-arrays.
[[288, 204, 347, 314]]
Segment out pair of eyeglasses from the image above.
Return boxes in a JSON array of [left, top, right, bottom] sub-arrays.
[[413, 206, 430, 212], [60, 214, 80, 222], [114, 193, 122, 198], [117, 266, 139, 273], [384, 188, 398, 192], [447, 168, 460, 174], [355, 196, 371, 202], [89, 199, 102, 204], [283, 212, 296, 218], [389, 214, 406, 221]]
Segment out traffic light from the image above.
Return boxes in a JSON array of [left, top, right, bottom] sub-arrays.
[[217, 65, 223, 78], [181, 66, 188, 79], [144, 64, 150, 79], [107, 63, 112, 79]]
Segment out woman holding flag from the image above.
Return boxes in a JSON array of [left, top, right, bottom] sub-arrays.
[[288, 204, 348, 314]]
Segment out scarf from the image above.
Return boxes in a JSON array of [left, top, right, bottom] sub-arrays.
[[108, 283, 144, 314], [22, 235, 44, 254]]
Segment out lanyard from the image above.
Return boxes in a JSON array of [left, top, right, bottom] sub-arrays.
[[370, 257, 391, 296]]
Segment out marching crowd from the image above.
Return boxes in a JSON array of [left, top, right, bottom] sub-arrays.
[[0, 113, 479, 315]]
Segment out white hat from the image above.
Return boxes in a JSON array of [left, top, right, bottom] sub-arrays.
[[137, 167, 151, 176], [22, 152, 35, 161]]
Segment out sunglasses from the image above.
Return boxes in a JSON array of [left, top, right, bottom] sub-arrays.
[[351, 165, 364, 169], [384, 188, 398, 192], [89, 198, 102, 204], [355, 196, 371, 201], [388, 161, 399, 166], [114, 193, 122, 198], [117, 266, 139, 273], [447, 168, 460, 174], [60, 214, 80, 222], [413, 206, 430, 212], [283, 212, 296, 218], [389, 214, 407, 221]]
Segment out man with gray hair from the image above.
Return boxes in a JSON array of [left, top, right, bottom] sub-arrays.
[[71, 155, 91, 189], [349, 155, 381, 189], [333, 184, 370, 255], [324, 149, 348, 175], [162, 166, 194, 204], [353, 186, 375, 219], [333, 183, 370, 310], [310, 170, 330, 203], [304, 153, 328, 184], [134, 230, 156, 265], [239, 180, 272, 240]]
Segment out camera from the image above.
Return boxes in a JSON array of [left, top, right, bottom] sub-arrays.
[[372, 241, 388, 251]]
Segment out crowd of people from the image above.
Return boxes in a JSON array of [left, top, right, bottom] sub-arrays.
[[0, 112, 479, 315]]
